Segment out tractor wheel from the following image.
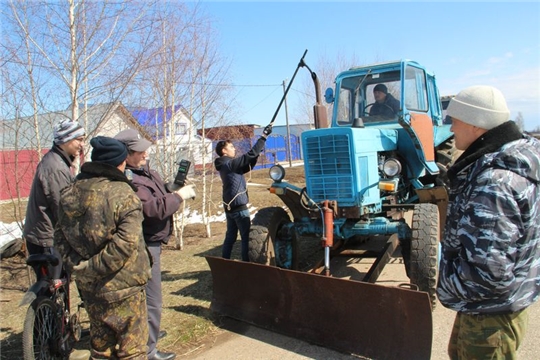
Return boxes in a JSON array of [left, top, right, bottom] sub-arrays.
[[404, 203, 439, 309], [0, 238, 23, 259], [435, 137, 459, 187], [249, 207, 294, 268]]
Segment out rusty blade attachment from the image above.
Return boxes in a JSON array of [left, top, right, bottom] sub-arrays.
[[206, 256, 433, 360]]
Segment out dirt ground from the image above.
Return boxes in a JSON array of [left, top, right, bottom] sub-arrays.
[[2, 163, 540, 359], [0, 165, 307, 359]]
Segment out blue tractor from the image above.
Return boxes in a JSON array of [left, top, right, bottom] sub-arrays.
[[207, 56, 455, 359], [249, 59, 454, 302]]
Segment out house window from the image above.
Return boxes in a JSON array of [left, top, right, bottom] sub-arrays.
[[175, 123, 187, 135]]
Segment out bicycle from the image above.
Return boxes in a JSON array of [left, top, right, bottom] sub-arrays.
[[20, 248, 83, 360]]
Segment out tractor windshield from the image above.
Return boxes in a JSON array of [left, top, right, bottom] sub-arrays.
[[335, 72, 402, 127]]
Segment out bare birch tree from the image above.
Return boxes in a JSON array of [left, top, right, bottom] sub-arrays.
[[194, 42, 235, 242], [125, 2, 233, 248], [0, 0, 164, 232], [3, 0, 159, 150], [1, 1, 236, 247]]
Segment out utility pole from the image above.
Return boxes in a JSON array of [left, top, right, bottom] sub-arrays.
[[282, 79, 292, 167]]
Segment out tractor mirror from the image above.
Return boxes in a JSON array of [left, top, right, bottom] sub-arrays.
[[324, 88, 334, 104]]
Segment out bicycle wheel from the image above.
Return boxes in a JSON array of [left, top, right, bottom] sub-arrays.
[[23, 296, 64, 360]]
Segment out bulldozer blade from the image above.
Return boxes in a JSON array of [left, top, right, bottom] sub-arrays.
[[206, 256, 432, 360]]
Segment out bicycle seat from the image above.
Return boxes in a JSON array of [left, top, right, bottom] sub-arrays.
[[27, 253, 60, 267]]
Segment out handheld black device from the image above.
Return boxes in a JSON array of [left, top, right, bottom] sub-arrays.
[[173, 159, 191, 188], [166, 159, 191, 192]]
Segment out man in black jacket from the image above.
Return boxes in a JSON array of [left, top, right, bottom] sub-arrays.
[[214, 124, 272, 261], [114, 129, 195, 360], [23, 119, 85, 278], [369, 83, 400, 119]]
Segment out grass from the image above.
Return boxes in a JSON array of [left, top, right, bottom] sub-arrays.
[[0, 166, 307, 358], [0, 199, 27, 224]]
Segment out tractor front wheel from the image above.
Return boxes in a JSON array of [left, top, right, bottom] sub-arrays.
[[249, 207, 296, 268], [403, 203, 439, 309]]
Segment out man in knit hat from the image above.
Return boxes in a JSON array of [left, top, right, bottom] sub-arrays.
[[23, 119, 86, 278], [55, 136, 152, 359], [436, 85, 540, 359], [368, 83, 400, 118]]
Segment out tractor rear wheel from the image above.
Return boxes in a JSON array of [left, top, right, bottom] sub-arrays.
[[435, 137, 459, 187], [249, 207, 295, 268], [404, 203, 439, 309]]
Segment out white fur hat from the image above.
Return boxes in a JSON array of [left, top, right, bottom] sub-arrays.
[[447, 85, 510, 130]]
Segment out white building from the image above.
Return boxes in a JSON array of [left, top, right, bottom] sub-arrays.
[[130, 105, 213, 176]]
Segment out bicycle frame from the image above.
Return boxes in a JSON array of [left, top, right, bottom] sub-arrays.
[[21, 249, 81, 360], [20, 252, 65, 305]]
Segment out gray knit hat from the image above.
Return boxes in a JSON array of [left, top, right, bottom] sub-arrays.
[[53, 120, 85, 145], [447, 85, 510, 130]]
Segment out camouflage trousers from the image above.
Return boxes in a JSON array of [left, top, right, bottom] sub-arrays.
[[85, 290, 149, 360], [448, 308, 529, 360]]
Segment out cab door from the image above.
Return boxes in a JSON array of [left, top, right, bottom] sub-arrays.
[[399, 61, 438, 174]]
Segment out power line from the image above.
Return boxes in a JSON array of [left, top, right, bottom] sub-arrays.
[[4, 60, 282, 88]]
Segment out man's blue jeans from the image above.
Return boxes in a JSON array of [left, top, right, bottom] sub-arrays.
[[222, 209, 251, 261]]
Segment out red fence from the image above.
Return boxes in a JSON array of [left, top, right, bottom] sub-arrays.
[[0, 149, 46, 201]]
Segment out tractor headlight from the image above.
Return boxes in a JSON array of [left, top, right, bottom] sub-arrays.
[[269, 165, 286, 182], [383, 158, 402, 177]]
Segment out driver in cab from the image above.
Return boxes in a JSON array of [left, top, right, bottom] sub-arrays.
[[369, 84, 400, 118]]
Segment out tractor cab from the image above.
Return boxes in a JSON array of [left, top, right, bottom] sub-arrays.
[[325, 60, 446, 130], [324, 59, 452, 175]]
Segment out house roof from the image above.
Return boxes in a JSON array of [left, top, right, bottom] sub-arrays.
[[253, 123, 313, 138], [201, 124, 257, 141], [1, 102, 149, 150], [130, 104, 187, 125], [130, 105, 191, 133], [129, 105, 196, 142]]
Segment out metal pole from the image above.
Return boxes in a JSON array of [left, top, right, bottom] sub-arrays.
[[282, 79, 292, 167]]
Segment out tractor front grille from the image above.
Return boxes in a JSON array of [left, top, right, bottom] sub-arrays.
[[304, 133, 354, 202]]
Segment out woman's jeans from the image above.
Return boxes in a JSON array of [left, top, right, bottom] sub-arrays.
[[222, 209, 251, 261]]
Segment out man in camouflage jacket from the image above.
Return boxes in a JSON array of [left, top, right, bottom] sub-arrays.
[[114, 128, 196, 360], [436, 85, 540, 360], [55, 136, 151, 360]]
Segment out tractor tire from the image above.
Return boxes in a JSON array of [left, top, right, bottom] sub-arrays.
[[0, 238, 23, 259], [435, 137, 459, 187], [249, 207, 293, 267], [248, 225, 275, 266], [406, 203, 439, 309]]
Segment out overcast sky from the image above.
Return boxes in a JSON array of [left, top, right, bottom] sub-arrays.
[[199, 0, 540, 131]]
